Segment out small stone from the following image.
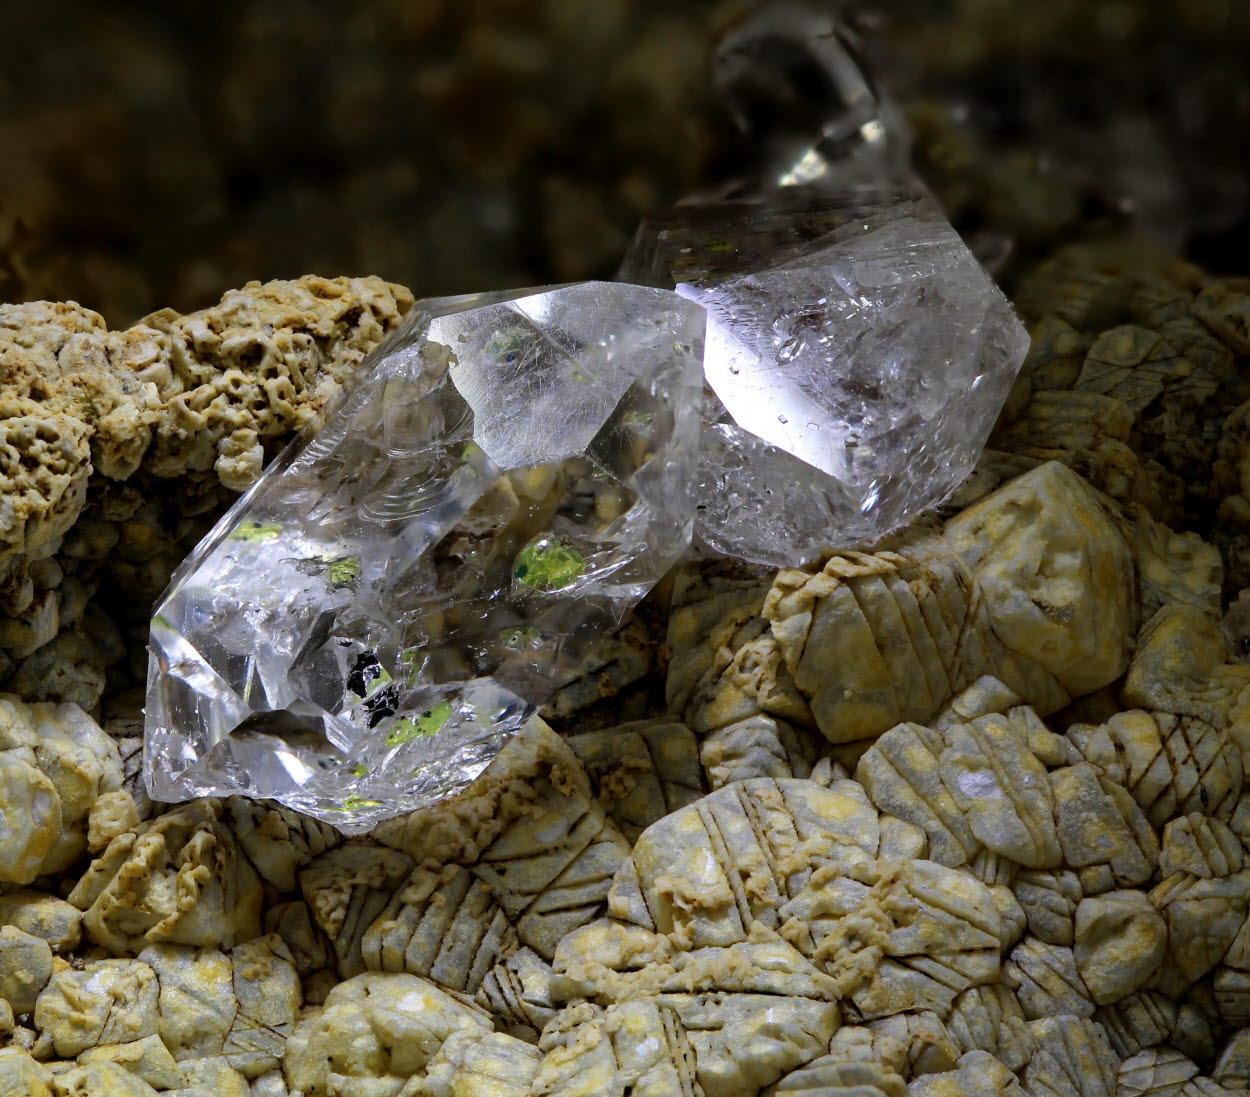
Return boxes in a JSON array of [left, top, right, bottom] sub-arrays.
[[78, 1034, 185, 1091], [1073, 891, 1167, 1005], [0, 1047, 51, 1096], [1118, 1047, 1200, 1097], [0, 926, 52, 1017], [0, 891, 82, 953], [1005, 937, 1093, 1020], [145, 282, 705, 830], [282, 972, 492, 1096], [140, 945, 237, 1062], [0, 750, 61, 885], [33, 959, 159, 1058], [86, 789, 140, 852], [1022, 1014, 1120, 1097], [68, 800, 263, 953]]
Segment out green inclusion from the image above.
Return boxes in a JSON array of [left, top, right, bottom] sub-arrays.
[[498, 624, 540, 651], [514, 537, 587, 592], [326, 555, 362, 587], [335, 792, 381, 812], [386, 701, 454, 745], [350, 763, 370, 777], [229, 520, 282, 542]]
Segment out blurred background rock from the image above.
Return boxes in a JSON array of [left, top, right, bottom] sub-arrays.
[[1, 0, 1247, 324]]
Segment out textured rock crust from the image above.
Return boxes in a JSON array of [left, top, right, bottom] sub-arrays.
[[3, 247, 1250, 1093], [0, 275, 412, 711]]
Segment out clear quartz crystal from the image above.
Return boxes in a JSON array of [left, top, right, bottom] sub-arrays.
[[619, 183, 1030, 566], [145, 282, 705, 830]]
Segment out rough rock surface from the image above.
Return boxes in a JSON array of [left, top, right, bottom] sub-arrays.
[[3, 236, 1250, 1093]]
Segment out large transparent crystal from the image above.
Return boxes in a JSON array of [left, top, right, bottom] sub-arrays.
[[619, 183, 1030, 565], [145, 282, 705, 831]]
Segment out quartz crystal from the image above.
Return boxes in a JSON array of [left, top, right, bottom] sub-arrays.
[[145, 282, 705, 830], [619, 183, 1030, 565]]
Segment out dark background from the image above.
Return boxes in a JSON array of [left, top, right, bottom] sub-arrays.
[[1, 0, 1248, 325]]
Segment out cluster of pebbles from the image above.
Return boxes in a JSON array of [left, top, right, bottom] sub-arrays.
[[2, 248, 1250, 1096]]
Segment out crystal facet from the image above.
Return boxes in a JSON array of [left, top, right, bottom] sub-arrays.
[[619, 183, 1030, 565], [145, 282, 705, 830]]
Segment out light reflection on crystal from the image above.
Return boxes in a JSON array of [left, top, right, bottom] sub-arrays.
[[620, 185, 1029, 565], [145, 282, 704, 831]]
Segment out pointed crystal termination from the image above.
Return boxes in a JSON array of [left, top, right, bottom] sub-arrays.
[[145, 282, 705, 831], [619, 183, 1030, 566]]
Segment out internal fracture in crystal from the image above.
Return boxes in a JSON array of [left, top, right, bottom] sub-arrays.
[[145, 282, 705, 830], [619, 183, 1030, 566]]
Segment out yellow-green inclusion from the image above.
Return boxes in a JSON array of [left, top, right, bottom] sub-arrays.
[[386, 701, 454, 745], [229, 520, 282, 542], [514, 537, 587, 592]]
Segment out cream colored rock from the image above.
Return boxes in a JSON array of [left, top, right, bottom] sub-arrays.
[[1151, 871, 1250, 994], [1124, 508, 1222, 622], [475, 946, 556, 1040], [299, 843, 416, 978], [262, 902, 329, 977], [0, 890, 82, 953], [1004, 937, 1093, 1020], [0, 925, 53, 1015], [1123, 606, 1250, 742], [139, 945, 237, 1061], [419, 1029, 542, 1097], [626, 778, 878, 949], [1117, 1047, 1200, 1097], [534, 992, 839, 1097], [665, 561, 811, 735], [937, 709, 1061, 869], [568, 719, 704, 840], [282, 973, 492, 1097], [1160, 814, 1245, 878], [223, 935, 301, 1079], [1050, 763, 1159, 889], [86, 789, 139, 853], [359, 864, 515, 994], [33, 959, 159, 1057], [0, 749, 61, 885], [1010, 869, 1082, 946], [0, 1046, 52, 1097], [1022, 1014, 1120, 1097], [767, 1056, 905, 1096], [942, 460, 1135, 696], [68, 800, 263, 954], [856, 723, 980, 868], [225, 799, 341, 894], [763, 536, 1067, 746], [1214, 966, 1250, 1027], [867, 1012, 959, 1077], [376, 720, 630, 962], [904, 1051, 1024, 1096], [1073, 890, 1166, 1005], [78, 1034, 184, 1090], [49, 1060, 160, 1096], [1094, 991, 1179, 1059], [176, 1056, 251, 1097], [945, 985, 1034, 1072], [1069, 710, 1242, 829], [699, 714, 823, 791], [550, 924, 839, 1007]]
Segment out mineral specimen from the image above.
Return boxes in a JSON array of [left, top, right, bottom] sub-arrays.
[[619, 183, 1029, 565], [145, 282, 705, 828]]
